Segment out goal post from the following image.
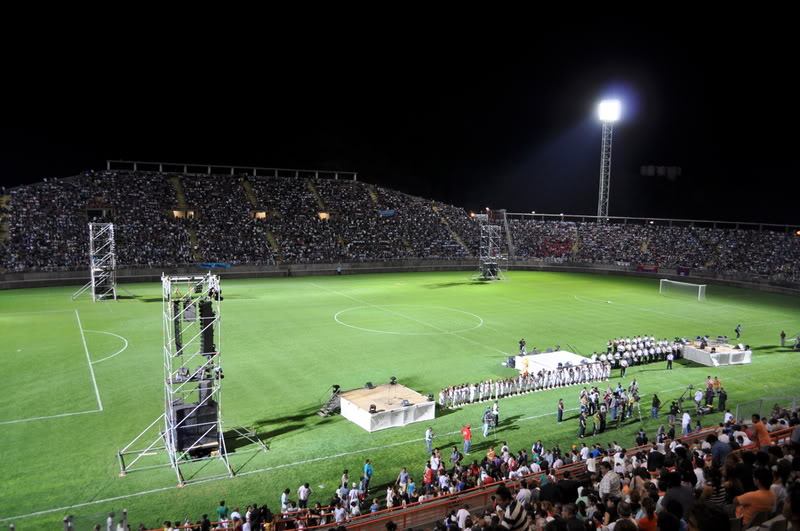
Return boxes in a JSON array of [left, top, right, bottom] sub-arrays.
[[659, 279, 706, 301]]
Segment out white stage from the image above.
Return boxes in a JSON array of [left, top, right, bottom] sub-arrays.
[[514, 350, 588, 374], [339, 384, 435, 432], [682, 342, 752, 367]]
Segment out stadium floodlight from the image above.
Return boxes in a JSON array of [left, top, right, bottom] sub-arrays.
[[597, 99, 621, 219], [598, 99, 621, 122]]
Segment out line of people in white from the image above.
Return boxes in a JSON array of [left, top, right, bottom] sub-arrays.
[[439, 361, 612, 409], [598, 335, 683, 366]]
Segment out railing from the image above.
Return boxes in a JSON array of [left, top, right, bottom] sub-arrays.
[[106, 160, 358, 181], [138, 425, 796, 531]]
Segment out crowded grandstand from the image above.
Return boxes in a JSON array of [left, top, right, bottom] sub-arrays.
[[1, 170, 798, 284]]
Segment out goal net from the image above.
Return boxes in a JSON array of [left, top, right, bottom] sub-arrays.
[[659, 279, 706, 301]]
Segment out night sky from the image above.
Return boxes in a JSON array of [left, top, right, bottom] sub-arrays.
[[2, 18, 797, 225]]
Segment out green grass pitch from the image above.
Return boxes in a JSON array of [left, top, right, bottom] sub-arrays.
[[1, 271, 798, 529]]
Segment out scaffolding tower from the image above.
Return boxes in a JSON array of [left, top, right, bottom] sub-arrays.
[[476, 212, 508, 281], [117, 273, 266, 486], [71, 222, 117, 301]]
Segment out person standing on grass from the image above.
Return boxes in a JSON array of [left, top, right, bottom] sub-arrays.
[[363, 459, 373, 493], [682, 411, 692, 435], [666, 351, 674, 370], [557, 398, 564, 423], [694, 389, 703, 410], [719, 388, 728, 411], [297, 483, 312, 509], [578, 412, 587, 438], [780, 330, 786, 347], [424, 426, 434, 454], [461, 424, 472, 455], [735, 324, 742, 338], [482, 408, 493, 437], [649, 394, 660, 419]]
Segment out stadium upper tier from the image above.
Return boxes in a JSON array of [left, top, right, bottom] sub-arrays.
[[0, 170, 798, 283]]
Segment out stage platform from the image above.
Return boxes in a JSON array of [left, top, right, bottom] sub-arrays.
[[339, 384, 435, 432], [682, 342, 752, 367], [514, 350, 588, 374]]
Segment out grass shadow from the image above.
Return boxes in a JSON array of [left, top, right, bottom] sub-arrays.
[[424, 281, 490, 289]]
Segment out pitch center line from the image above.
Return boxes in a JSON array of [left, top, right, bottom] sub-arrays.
[[75, 310, 103, 411], [310, 283, 508, 355]]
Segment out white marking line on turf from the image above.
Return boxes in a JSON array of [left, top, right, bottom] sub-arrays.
[[86, 330, 129, 364], [75, 310, 103, 411], [333, 305, 484, 336], [0, 309, 75, 315], [311, 283, 508, 355], [0, 408, 102, 426], [3, 363, 792, 523]]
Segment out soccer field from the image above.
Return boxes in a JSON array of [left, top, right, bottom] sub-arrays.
[[1, 271, 798, 529]]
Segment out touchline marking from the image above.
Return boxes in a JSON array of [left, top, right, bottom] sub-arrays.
[[86, 330, 129, 364], [312, 283, 508, 355], [0, 309, 75, 316], [75, 310, 103, 411], [0, 408, 102, 426], [333, 305, 484, 336]]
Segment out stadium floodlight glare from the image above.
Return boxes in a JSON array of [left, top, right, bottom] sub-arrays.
[[596, 99, 621, 219], [598, 99, 621, 122]]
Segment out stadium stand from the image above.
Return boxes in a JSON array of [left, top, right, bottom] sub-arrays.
[[2, 171, 799, 286]]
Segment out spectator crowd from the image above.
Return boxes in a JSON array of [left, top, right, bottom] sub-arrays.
[[2, 172, 799, 286], [130, 407, 800, 530]]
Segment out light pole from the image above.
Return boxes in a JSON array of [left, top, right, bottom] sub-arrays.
[[597, 99, 621, 219]]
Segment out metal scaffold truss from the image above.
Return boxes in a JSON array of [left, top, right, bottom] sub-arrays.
[[475, 212, 508, 281], [117, 273, 266, 486], [72, 223, 117, 301], [597, 120, 614, 219]]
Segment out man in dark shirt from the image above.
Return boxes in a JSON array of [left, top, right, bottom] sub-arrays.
[[708, 434, 731, 467], [647, 445, 665, 472], [660, 471, 695, 519], [718, 388, 728, 412], [558, 471, 580, 504], [539, 475, 563, 503], [736, 452, 757, 492]]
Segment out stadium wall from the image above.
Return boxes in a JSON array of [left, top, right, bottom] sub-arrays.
[[0, 260, 797, 297]]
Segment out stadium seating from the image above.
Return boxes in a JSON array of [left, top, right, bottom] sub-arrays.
[[3, 171, 799, 287]]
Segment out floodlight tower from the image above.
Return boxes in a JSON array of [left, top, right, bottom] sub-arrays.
[[597, 99, 621, 219]]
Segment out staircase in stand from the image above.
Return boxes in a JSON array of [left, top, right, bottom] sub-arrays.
[[307, 181, 327, 211], [0, 195, 10, 243], [241, 178, 259, 209], [188, 227, 202, 262], [168, 176, 188, 209], [433, 205, 472, 257], [367, 184, 380, 205], [267, 231, 283, 262]]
